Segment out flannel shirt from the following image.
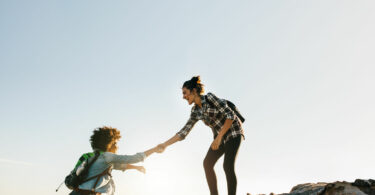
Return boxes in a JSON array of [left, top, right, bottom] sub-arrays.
[[177, 92, 244, 144]]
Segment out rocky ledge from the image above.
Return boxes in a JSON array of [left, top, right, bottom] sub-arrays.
[[249, 179, 375, 195]]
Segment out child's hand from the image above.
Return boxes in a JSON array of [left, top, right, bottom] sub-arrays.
[[136, 166, 146, 174]]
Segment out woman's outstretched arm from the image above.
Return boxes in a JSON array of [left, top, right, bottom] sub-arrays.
[[158, 113, 198, 151], [161, 134, 182, 148], [143, 146, 163, 157], [156, 134, 181, 152]]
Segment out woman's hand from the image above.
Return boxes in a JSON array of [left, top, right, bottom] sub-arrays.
[[211, 136, 222, 150], [211, 119, 233, 150]]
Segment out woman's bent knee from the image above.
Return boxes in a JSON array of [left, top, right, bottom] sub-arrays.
[[204, 157, 214, 170]]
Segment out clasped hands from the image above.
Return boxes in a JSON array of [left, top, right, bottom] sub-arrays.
[[127, 144, 166, 174], [153, 135, 222, 154], [135, 137, 221, 174]]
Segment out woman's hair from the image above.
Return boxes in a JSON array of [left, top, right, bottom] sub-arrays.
[[90, 126, 121, 152], [182, 76, 204, 95]]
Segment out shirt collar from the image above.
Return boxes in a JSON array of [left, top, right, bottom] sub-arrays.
[[192, 95, 206, 111]]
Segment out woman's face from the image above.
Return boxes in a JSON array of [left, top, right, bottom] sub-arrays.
[[182, 87, 196, 105]]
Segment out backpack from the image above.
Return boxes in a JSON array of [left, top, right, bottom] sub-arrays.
[[226, 100, 245, 123], [206, 96, 245, 123], [65, 151, 111, 192], [64, 151, 100, 190]]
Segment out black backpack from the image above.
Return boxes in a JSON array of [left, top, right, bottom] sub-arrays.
[[64, 151, 101, 190], [206, 96, 245, 123], [226, 100, 245, 123], [56, 151, 110, 192]]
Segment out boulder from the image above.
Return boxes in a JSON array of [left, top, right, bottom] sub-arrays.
[[283, 179, 375, 195], [248, 179, 375, 195]]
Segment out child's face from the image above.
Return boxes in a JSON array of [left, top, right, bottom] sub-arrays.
[[109, 141, 118, 153]]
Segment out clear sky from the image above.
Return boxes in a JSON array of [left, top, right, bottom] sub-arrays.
[[1, 0, 374, 194]]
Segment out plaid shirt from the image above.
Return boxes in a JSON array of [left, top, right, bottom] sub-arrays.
[[177, 92, 244, 144]]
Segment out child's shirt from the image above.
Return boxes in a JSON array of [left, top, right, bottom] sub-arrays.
[[78, 151, 146, 195]]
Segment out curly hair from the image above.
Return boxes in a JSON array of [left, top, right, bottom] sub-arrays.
[[90, 126, 121, 152], [182, 76, 204, 95]]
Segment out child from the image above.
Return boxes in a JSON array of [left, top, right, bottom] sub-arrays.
[[69, 126, 162, 195]]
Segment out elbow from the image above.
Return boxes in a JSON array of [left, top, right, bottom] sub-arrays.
[[224, 118, 234, 126], [176, 133, 185, 141]]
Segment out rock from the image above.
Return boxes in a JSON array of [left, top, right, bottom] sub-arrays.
[[323, 181, 368, 195], [354, 179, 372, 187], [259, 179, 375, 195], [351, 179, 375, 195], [288, 182, 327, 195]]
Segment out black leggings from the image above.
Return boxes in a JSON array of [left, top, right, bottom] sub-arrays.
[[203, 136, 242, 195]]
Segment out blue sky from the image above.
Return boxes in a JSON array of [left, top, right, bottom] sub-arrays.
[[1, 0, 374, 194]]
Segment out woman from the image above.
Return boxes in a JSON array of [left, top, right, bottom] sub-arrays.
[[70, 126, 162, 195], [158, 76, 244, 195]]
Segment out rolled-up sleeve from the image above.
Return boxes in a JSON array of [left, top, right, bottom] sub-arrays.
[[104, 152, 146, 165], [207, 93, 235, 120], [176, 112, 198, 140]]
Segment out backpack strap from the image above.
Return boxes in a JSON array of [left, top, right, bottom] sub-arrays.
[[80, 152, 112, 191], [71, 151, 102, 192], [205, 95, 245, 123], [87, 151, 101, 168], [83, 166, 111, 183], [88, 166, 112, 191]]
